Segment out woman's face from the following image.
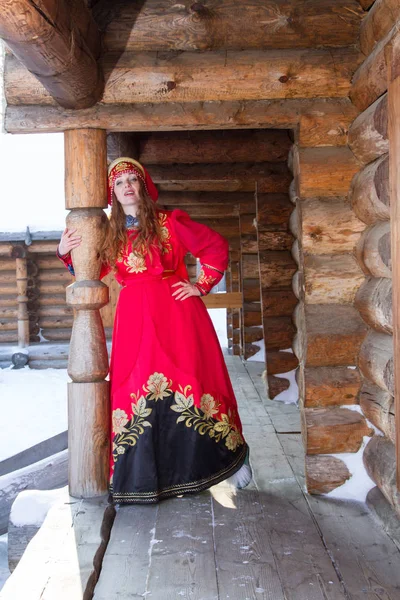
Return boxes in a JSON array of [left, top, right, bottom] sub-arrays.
[[113, 172, 141, 206]]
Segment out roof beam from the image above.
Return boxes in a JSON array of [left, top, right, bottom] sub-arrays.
[[0, 0, 103, 109]]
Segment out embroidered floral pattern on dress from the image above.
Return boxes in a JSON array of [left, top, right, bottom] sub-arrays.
[[115, 211, 172, 274], [197, 268, 217, 288], [112, 396, 153, 465], [125, 252, 147, 273], [111, 370, 244, 477], [158, 212, 172, 254], [170, 384, 244, 452], [143, 372, 173, 401]]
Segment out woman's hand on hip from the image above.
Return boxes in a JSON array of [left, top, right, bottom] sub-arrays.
[[171, 280, 201, 301], [58, 228, 82, 256]]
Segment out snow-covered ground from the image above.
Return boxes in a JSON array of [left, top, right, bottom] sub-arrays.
[[0, 368, 69, 461], [0, 535, 9, 591]]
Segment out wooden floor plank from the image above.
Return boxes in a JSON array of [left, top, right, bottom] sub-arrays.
[[93, 504, 158, 600], [244, 426, 346, 600], [211, 484, 285, 600], [91, 357, 400, 600], [146, 493, 219, 600], [279, 433, 400, 600], [226, 359, 346, 599]]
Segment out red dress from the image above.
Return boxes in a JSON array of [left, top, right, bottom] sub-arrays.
[[58, 208, 249, 503]]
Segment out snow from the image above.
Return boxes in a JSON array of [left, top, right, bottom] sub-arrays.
[[208, 307, 228, 348], [247, 338, 265, 362], [0, 367, 69, 461], [10, 487, 68, 527], [0, 534, 9, 592], [326, 435, 376, 503], [273, 368, 299, 405]]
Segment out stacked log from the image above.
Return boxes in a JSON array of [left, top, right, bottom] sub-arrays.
[[3, 0, 363, 136], [256, 192, 297, 394], [291, 127, 370, 493], [36, 255, 74, 342], [98, 0, 363, 52], [348, 5, 399, 516], [5, 48, 363, 108], [240, 203, 261, 359]]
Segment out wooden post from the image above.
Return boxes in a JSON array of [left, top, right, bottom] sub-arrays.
[[12, 245, 29, 348], [64, 129, 110, 498], [386, 32, 400, 488]]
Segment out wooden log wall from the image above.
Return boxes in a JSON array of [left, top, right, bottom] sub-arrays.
[[36, 254, 74, 342], [0, 243, 57, 345], [256, 193, 297, 395], [289, 27, 377, 492], [348, 0, 399, 514], [2, 0, 363, 136], [240, 200, 262, 360]]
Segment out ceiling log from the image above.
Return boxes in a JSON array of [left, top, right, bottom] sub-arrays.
[[4, 47, 362, 106], [97, 0, 363, 52], [0, 0, 103, 109], [137, 130, 291, 164], [4, 98, 357, 135]]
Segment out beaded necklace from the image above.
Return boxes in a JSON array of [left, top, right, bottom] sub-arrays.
[[126, 214, 139, 229]]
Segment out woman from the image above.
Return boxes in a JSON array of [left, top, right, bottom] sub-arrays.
[[57, 157, 251, 504]]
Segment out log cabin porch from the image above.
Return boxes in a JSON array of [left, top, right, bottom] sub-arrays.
[[2, 0, 400, 596], [3, 356, 400, 600]]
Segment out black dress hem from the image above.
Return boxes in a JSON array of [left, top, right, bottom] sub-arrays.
[[109, 442, 248, 504]]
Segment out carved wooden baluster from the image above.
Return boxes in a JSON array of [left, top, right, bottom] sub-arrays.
[[64, 129, 110, 498]]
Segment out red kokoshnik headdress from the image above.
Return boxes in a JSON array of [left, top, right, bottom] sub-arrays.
[[107, 157, 159, 205]]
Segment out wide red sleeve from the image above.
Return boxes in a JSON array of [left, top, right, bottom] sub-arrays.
[[171, 209, 229, 295], [56, 246, 111, 280]]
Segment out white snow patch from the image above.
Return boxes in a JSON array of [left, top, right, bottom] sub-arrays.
[[173, 531, 202, 541], [0, 533, 10, 592], [326, 435, 376, 502], [208, 307, 228, 349], [247, 338, 265, 363], [0, 367, 69, 460], [10, 487, 68, 527], [273, 368, 299, 405]]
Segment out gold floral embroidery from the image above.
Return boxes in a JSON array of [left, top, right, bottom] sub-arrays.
[[125, 252, 147, 273], [197, 267, 217, 288], [117, 241, 148, 274], [200, 393, 220, 419], [116, 211, 171, 272], [143, 372, 173, 401], [170, 384, 244, 452], [112, 396, 153, 462], [112, 408, 129, 435], [158, 212, 172, 254], [111, 371, 243, 471]]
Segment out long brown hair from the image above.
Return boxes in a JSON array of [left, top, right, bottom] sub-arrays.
[[99, 178, 164, 270]]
